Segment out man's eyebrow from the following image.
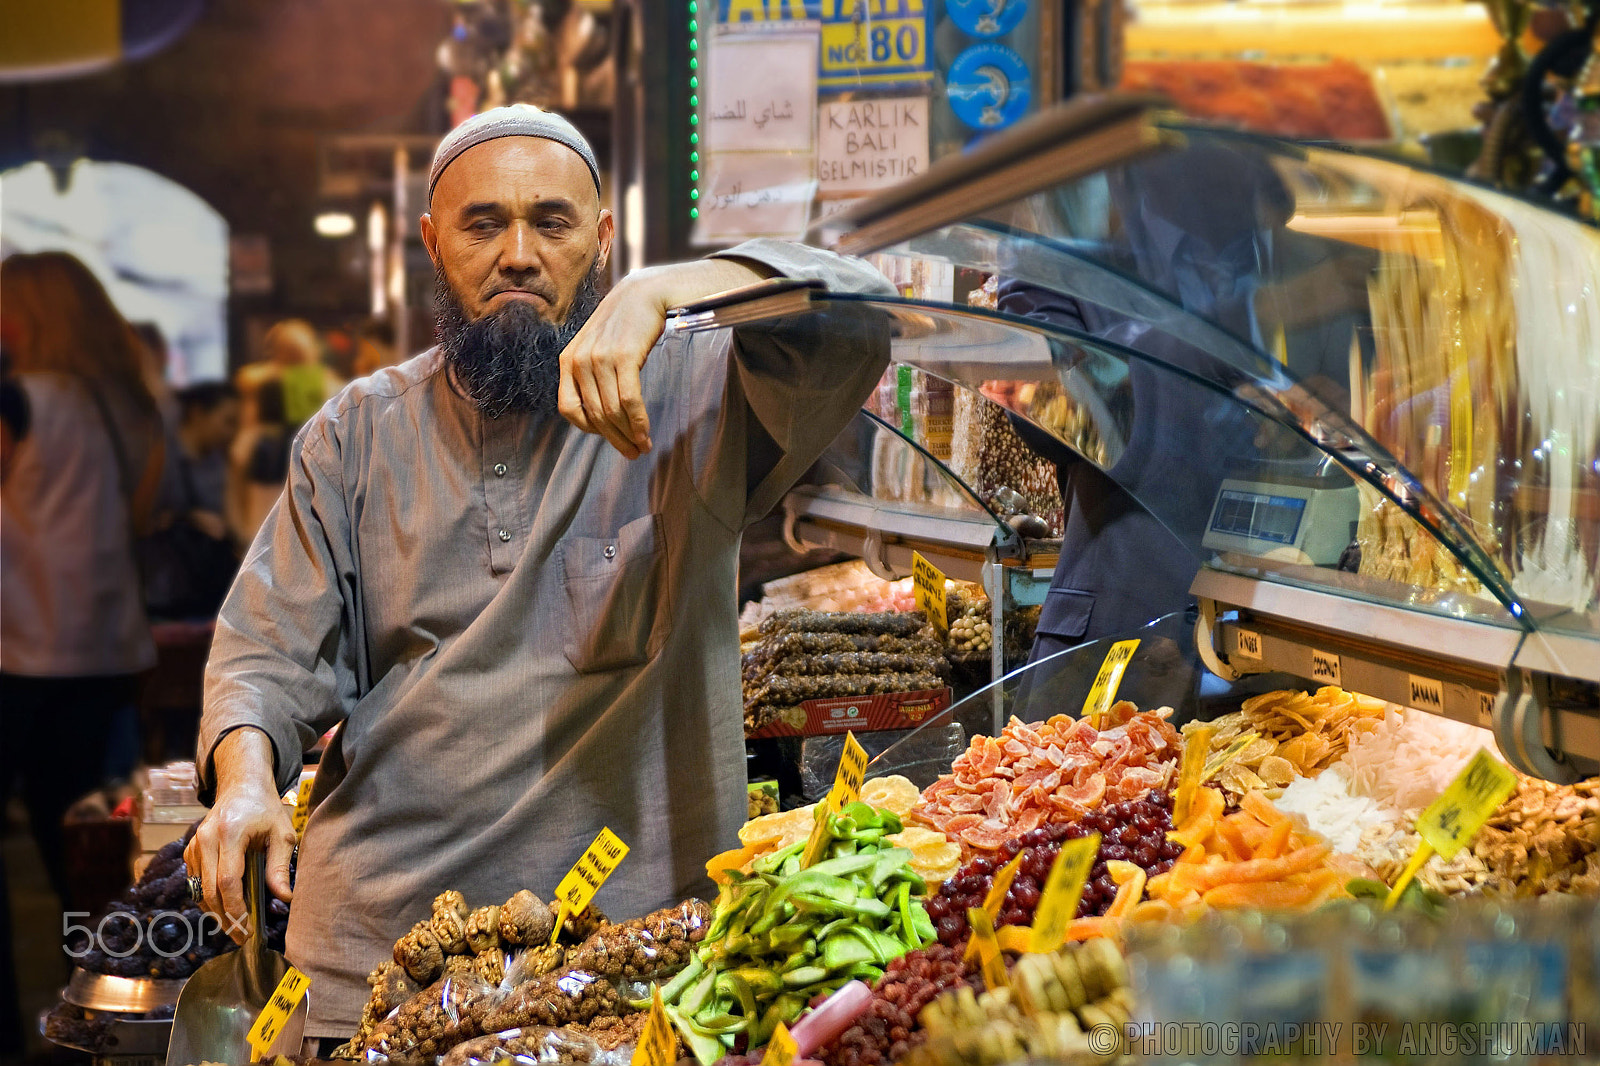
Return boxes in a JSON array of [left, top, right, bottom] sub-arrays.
[[528, 197, 579, 216], [457, 198, 581, 220]]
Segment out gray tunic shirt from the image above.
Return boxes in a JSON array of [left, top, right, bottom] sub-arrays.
[[197, 241, 893, 1036]]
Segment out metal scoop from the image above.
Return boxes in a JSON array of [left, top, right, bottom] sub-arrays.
[[166, 851, 306, 1065]]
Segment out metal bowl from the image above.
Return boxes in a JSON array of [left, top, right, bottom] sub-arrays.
[[40, 1006, 175, 1056], [63, 968, 187, 1012]]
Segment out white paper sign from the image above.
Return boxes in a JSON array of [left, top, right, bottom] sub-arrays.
[[817, 97, 929, 196], [695, 152, 817, 243], [706, 35, 818, 152]]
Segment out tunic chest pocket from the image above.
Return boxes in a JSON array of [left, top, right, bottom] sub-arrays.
[[558, 513, 672, 673]]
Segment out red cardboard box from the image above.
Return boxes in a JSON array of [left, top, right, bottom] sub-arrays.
[[745, 687, 951, 739]]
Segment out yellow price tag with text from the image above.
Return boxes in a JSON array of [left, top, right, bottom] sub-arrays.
[[762, 1022, 799, 1066], [1417, 749, 1516, 858], [912, 552, 949, 639], [803, 732, 869, 867], [1082, 639, 1140, 725], [1385, 749, 1514, 909], [247, 966, 310, 1059], [290, 776, 314, 836], [632, 987, 677, 1066], [1172, 727, 1213, 827], [551, 827, 630, 942], [1028, 833, 1100, 953], [967, 907, 1010, 992]]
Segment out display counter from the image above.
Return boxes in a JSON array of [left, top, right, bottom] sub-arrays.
[[55, 94, 1600, 1066]]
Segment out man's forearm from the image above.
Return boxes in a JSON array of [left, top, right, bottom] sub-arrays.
[[629, 257, 775, 315], [211, 726, 280, 800]]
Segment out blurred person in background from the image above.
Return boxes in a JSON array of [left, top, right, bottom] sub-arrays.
[[142, 381, 242, 620], [0, 251, 165, 915], [0, 348, 27, 477], [132, 320, 180, 429], [235, 318, 343, 427], [227, 377, 296, 545]]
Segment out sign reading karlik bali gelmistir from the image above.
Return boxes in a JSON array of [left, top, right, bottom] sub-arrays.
[[716, 0, 934, 90], [817, 96, 929, 196]]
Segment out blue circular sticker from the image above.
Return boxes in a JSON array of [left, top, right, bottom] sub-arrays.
[[947, 0, 1028, 39], [947, 43, 1031, 131]]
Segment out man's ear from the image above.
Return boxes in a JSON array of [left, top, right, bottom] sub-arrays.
[[595, 209, 615, 276], [420, 212, 440, 268]]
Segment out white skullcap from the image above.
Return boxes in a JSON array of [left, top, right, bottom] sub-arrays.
[[428, 104, 600, 204]]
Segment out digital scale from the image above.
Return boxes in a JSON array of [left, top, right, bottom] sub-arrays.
[[1201, 457, 1360, 566]]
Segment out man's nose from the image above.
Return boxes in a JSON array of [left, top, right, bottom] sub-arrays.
[[498, 220, 540, 274]]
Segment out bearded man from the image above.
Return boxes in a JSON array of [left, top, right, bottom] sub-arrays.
[[185, 106, 893, 1043]]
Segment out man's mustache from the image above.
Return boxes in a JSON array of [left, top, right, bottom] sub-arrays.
[[489, 283, 556, 303]]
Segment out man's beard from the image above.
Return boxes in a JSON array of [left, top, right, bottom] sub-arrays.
[[435, 261, 604, 418]]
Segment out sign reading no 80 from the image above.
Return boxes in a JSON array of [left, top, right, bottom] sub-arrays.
[[717, 0, 934, 89]]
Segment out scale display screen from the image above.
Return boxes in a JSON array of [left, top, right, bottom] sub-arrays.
[[1210, 489, 1308, 546]]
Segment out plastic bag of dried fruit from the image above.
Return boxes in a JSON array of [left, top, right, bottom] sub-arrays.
[[361, 971, 501, 1066], [480, 969, 620, 1035], [438, 1025, 632, 1066], [563, 900, 712, 985]]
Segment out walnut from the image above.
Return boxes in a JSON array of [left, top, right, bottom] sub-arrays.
[[475, 949, 505, 986], [431, 891, 471, 954], [465, 905, 501, 954], [394, 923, 445, 985], [499, 889, 555, 946], [443, 955, 478, 981], [560, 903, 608, 944], [513, 943, 568, 983], [366, 959, 421, 1018]]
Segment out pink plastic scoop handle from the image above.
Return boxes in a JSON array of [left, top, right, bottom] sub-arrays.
[[788, 980, 874, 1058]]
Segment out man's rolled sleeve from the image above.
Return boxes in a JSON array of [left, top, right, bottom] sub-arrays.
[[711, 238, 898, 299], [198, 420, 359, 804], [684, 240, 894, 529]]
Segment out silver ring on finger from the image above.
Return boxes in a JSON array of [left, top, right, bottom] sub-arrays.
[[188, 874, 204, 903]]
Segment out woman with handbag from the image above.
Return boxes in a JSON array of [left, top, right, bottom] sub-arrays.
[[0, 251, 165, 905]]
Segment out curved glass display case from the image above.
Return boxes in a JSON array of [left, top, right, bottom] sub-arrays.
[[676, 94, 1600, 780]]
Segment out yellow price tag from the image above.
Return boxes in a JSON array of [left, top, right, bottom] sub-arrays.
[[1082, 639, 1140, 725], [830, 732, 869, 813], [966, 907, 1010, 992], [290, 776, 314, 836], [551, 827, 630, 942], [632, 987, 677, 1066], [1385, 749, 1514, 909], [983, 853, 1024, 922], [1172, 727, 1213, 827], [912, 552, 949, 639], [247, 966, 310, 1059], [803, 732, 869, 867], [762, 1022, 799, 1066], [1417, 749, 1516, 859], [1028, 834, 1100, 953]]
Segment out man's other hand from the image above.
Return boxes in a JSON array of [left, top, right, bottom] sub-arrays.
[[184, 728, 297, 943], [558, 258, 770, 459]]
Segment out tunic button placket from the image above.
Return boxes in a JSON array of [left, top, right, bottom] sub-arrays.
[[603, 545, 616, 560]]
